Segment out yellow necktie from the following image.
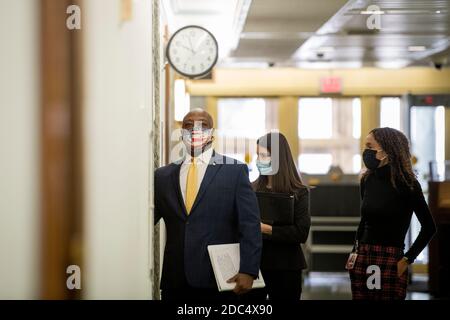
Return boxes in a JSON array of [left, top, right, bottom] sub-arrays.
[[185, 157, 198, 214]]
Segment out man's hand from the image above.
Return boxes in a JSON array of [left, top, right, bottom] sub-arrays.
[[227, 273, 254, 295], [261, 223, 272, 235]]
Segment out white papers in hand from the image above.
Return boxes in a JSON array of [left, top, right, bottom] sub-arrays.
[[207, 243, 265, 292]]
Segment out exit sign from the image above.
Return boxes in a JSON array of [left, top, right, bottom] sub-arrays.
[[320, 77, 342, 94], [424, 95, 434, 105]]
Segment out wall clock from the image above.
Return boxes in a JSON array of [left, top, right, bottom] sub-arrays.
[[166, 25, 219, 79]]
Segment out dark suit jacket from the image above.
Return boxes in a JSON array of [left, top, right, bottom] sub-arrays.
[[154, 151, 262, 289], [260, 187, 311, 271]]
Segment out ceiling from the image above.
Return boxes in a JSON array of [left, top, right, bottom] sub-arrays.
[[162, 0, 450, 69], [161, 0, 251, 58], [230, 0, 349, 62]]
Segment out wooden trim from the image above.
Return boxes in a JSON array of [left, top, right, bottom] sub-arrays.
[[69, 0, 84, 300], [40, 0, 83, 299], [278, 96, 299, 166], [360, 96, 380, 151], [164, 25, 171, 166], [186, 68, 450, 97], [153, 0, 162, 300]]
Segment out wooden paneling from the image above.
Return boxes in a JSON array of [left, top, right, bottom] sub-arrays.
[[278, 96, 299, 165], [360, 96, 380, 151], [40, 0, 83, 299]]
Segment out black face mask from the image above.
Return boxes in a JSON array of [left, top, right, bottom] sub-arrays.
[[363, 149, 381, 170]]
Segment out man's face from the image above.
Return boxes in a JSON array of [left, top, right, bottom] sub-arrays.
[[182, 111, 212, 131], [182, 111, 214, 156]]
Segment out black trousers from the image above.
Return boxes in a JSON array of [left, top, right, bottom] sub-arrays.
[[161, 286, 236, 302], [245, 270, 302, 301], [161, 273, 240, 302]]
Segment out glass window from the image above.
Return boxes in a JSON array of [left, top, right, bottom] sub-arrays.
[[174, 79, 190, 121], [298, 98, 332, 139], [248, 153, 260, 183], [217, 98, 268, 178], [380, 97, 401, 130], [298, 97, 361, 174], [409, 105, 446, 265], [352, 154, 362, 174], [218, 98, 266, 139], [352, 98, 361, 139], [435, 106, 446, 178], [298, 153, 333, 174], [410, 105, 445, 187]]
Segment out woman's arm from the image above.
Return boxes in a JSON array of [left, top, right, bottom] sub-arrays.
[[265, 188, 311, 244], [404, 180, 437, 263], [353, 179, 366, 250]]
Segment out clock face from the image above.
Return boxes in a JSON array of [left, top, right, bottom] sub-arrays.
[[167, 26, 218, 78]]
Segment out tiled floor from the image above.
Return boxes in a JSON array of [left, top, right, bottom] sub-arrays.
[[301, 272, 432, 300]]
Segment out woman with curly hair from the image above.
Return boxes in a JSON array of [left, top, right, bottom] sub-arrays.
[[348, 127, 436, 300]]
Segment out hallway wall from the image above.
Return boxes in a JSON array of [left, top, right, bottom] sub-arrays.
[[187, 68, 450, 96], [82, 0, 154, 299], [0, 0, 40, 299]]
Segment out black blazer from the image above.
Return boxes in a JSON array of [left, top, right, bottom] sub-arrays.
[[154, 151, 262, 289], [260, 187, 311, 271]]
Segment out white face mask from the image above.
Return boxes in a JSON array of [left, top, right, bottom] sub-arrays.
[[182, 127, 213, 153]]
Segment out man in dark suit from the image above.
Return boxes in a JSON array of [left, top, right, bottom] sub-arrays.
[[154, 109, 262, 301]]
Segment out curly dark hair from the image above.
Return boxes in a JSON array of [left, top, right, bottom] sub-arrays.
[[362, 127, 417, 190]]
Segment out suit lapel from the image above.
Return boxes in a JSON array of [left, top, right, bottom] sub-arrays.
[[189, 151, 223, 215], [171, 163, 188, 220]]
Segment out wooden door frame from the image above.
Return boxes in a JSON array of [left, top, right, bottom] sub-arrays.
[[40, 0, 83, 299]]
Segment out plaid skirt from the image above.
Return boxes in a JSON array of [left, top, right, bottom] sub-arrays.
[[349, 244, 408, 300]]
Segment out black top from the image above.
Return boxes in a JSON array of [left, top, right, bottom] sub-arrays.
[[259, 187, 311, 271], [356, 164, 436, 263]]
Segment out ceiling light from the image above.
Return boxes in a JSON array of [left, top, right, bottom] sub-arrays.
[[360, 10, 385, 15], [436, 10, 441, 14], [174, 79, 189, 122], [317, 47, 335, 53], [408, 46, 426, 52], [375, 60, 410, 69]]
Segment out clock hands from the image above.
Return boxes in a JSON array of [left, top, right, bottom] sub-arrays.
[[179, 44, 195, 54], [188, 35, 195, 53], [194, 34, 208, 53]]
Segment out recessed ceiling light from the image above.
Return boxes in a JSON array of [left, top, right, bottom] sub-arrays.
[[360, 10, 385, 15], [436, 10, 441, 14], [408, 46, 426, 52], [376, 60, 410, 69], [318, 47, 335, 53]]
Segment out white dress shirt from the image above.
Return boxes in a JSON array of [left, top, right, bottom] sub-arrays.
[[179, 147, 214, 204]]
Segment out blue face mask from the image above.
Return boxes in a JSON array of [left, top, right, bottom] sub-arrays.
[[256, 159, 273, 175]]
